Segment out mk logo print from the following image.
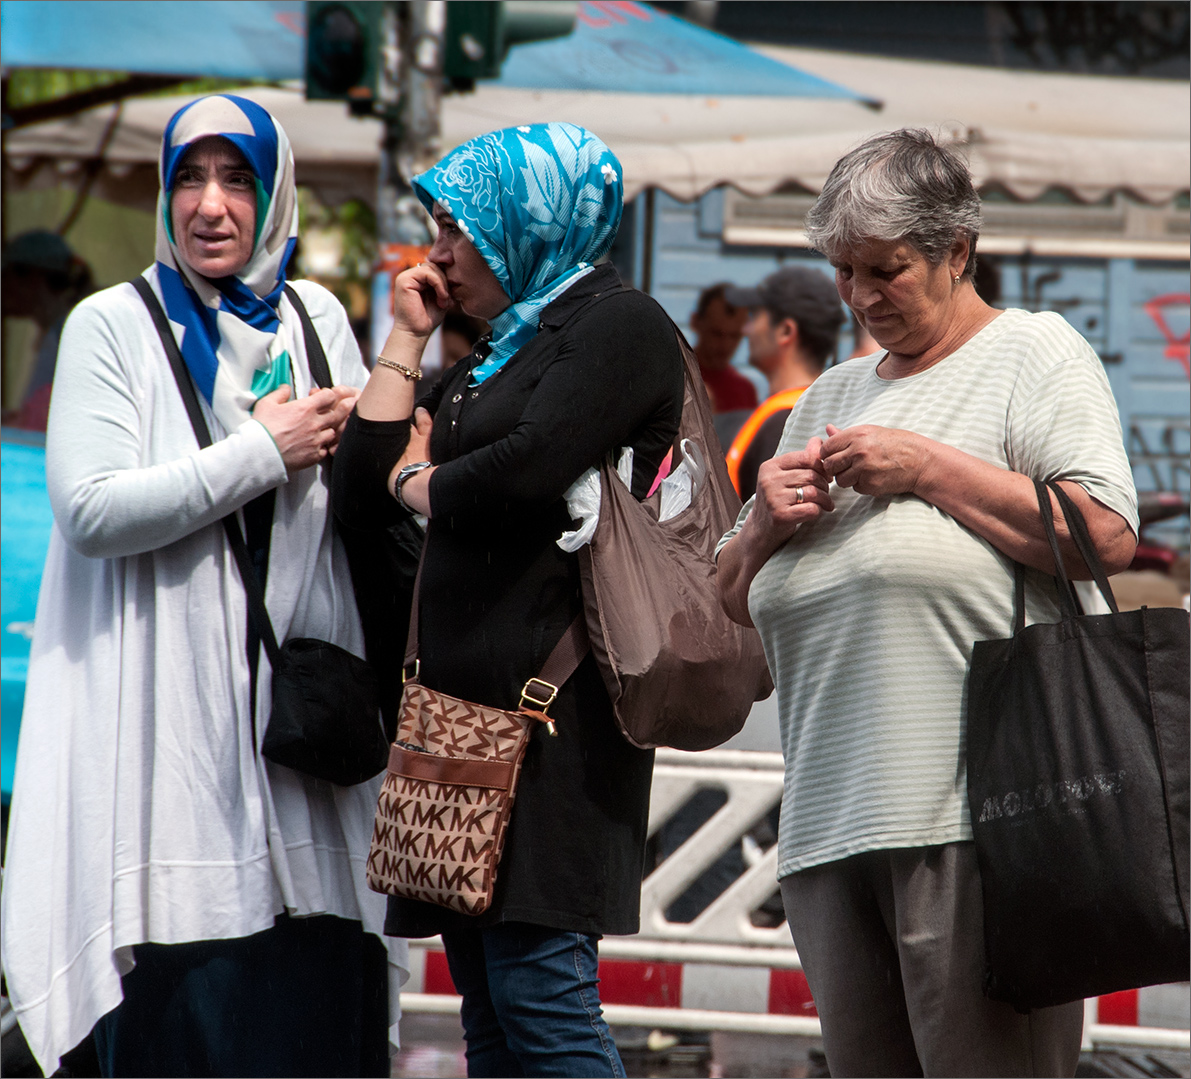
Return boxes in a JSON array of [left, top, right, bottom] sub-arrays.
[[369, 684, 537, 915]]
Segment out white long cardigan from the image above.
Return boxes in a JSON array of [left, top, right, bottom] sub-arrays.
[[1, 272, 408, 1075]]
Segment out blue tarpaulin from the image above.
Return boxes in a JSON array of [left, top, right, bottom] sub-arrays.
[[1, 0, 866, 100], [1, 432, 53, 803], [497, 1, 868, 98], [0, 0, 307, 81]]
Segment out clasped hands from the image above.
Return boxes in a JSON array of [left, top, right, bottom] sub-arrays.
[[253, 384, 359, 472], [752, 423, 929, 543]]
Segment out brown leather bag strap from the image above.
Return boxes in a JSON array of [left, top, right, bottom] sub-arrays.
[[402, 541, 427, 671], [535, 613, 591, 697], [401, 536, 589, 712]]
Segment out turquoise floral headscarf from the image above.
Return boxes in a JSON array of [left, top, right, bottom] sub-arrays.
[[413, 123, 623, 385]]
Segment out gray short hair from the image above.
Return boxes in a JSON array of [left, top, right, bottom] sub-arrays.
[[804, 129, 982, 277]]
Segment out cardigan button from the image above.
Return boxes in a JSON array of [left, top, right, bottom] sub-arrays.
[[452, 393, 462, 403]]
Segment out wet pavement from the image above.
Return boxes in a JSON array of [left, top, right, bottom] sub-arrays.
[[392, 1013, 1191, 1079], [392, 1013, 826, 1078]]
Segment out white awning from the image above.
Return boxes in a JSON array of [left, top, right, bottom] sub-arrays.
[[5, 46, 1188, 209]]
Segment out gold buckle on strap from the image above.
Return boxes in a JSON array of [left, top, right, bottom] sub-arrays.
[[402, 659, 420, 685], [519, 677, 558, 712]]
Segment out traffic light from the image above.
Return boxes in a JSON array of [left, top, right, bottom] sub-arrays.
[[444, 1, 577, 89], [306, 1, 579, 107], [305, 2, 384, 114]]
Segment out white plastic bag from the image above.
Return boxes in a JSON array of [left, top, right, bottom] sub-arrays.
[[658, 439, 706, 522], [558, 448, 634, 552], [558, 440, 710, 549]]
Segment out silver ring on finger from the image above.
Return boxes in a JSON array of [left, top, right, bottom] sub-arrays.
[[795, 485, 805, 504]]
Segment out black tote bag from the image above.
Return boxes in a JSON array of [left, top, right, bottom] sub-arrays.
[[967, 479, 1189, 1013]]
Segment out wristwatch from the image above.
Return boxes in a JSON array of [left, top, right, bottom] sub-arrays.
[[394, 461, 432, 512]]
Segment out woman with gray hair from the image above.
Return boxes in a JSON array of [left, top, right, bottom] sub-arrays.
[[717, 129, 1137, 1077]]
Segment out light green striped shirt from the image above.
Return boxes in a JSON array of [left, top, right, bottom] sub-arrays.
[[718, 309, 1138, 877]]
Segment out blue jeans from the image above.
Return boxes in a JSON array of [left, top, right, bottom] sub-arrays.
[[442, 922, 625, 1079]]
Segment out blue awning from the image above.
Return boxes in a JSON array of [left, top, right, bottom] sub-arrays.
[[498, 1, 871, 100], [0, 0, 306, 81], [1, 0, 868, 101]]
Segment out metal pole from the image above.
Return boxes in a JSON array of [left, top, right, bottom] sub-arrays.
[[374, 1, 402, 250], [398, 0, 444, 224], [371, 0, 444, 356]]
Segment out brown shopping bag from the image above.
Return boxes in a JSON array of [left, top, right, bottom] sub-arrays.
[[578, 325, 773, 751]]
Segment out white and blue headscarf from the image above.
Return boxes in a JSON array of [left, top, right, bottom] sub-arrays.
[[413, 123, 623, 385], [149, 94, 298, 433]]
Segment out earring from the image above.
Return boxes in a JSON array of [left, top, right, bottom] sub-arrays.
[[953, 273, 961, 284]]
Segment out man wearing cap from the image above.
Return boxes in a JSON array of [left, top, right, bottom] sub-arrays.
[[724, 266, 845, 501]]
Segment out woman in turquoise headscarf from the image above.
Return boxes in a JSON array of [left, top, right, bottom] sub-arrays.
[[335, 123, 685, 1077], [1, 94, 405, 1077]]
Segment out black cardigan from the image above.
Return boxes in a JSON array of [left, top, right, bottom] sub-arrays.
[[333, 265, 684, 936]]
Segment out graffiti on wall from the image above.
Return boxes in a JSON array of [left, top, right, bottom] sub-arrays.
[[1133, 293, 1191, 504], [1144, 292, 1191, 379], [1128, 420, 1191, 495]]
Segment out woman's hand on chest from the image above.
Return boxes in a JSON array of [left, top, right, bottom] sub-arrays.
[[388, 407, 436, 516], [820, 423, 931, 497]]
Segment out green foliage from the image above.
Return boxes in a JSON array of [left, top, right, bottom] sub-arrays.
[[297, 188, 377, 284], [6, 69, 126, 108], [6, 69, 267, 108]]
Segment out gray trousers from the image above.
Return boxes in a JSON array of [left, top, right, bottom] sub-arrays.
[[780, 842, 1084, 1078]]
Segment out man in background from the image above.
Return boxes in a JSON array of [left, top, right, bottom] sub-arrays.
[[690, 283, 757, 447], [1, 230, 93, 431], [725, 266, 844, 500]]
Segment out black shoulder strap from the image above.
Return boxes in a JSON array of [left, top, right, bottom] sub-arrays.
[[131, 276, 283, 672], [1032, 478, 1085, 622], [131, 276, 213, 449], [283, 284, 333, 390], [1047, 480, 1119, 614]]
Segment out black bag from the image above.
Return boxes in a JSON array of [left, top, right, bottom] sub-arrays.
[[967, 479, 1190, 1012], [283, 286, 423, 743], [133, 277, 390, 786], [263, 636, 384, 785]]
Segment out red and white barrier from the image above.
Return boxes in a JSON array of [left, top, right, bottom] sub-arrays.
[[399, 750, 1190, 1050], [403, 941, 1187, 1048]]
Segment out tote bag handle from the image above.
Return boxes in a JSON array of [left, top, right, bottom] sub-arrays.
[[1033, 479, 1121, 619]]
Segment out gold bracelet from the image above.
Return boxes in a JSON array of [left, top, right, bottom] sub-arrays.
[[375, 356, 423, 381]]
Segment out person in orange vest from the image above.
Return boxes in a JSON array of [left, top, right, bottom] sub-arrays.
[[724, 266, 845, 500]]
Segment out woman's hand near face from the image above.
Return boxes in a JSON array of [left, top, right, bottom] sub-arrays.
[[356, 264, 450, 423], [253, 384, 356, 471], [820, 423, 929, 497], [717, 435, 834, 626], [391, 262, 451, 343]]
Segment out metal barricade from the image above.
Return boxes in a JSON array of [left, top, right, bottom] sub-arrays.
[[402, 749, 1191, 1051]]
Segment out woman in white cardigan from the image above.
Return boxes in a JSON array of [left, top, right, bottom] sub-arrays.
[[0, 94, 406, 1077]]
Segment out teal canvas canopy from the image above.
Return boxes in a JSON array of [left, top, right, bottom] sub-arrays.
[[1, 0, 868, 100], [496, 1, 872, 99], [0, 0, 306, 81]]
